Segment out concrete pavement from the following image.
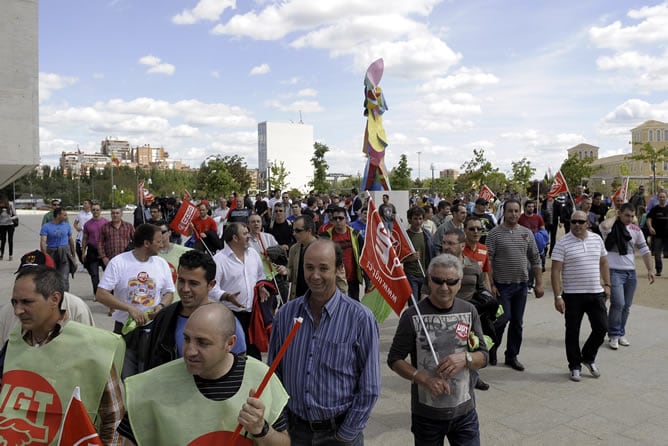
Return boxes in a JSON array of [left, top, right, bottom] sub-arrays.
[[3, 211, 667, 445]]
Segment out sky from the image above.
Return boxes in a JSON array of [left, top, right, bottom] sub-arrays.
[[39, 0, 668, 189]]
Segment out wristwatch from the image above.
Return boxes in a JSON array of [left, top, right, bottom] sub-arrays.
[[253, 420, 270, 438], [465, 352, 473, 367]]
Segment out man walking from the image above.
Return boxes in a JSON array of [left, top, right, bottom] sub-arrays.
[[40, 208, 77, 291], [434, 203, 468, 252], [404, 206, 436, 301], [486, 199, 544, 370], [73, 199, 92, 265], [601, 203, 655, 349], [646, 191, 668, 276], [82, 202, 108, 294], [551, 210, 610, 382], [321, 206, 364, 300], [98, 206, 135, 267]]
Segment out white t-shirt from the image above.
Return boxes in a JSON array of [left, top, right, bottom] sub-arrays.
[[74, 210, 93, 242], [210, 246, 266, 312], [98, 251, 175, 324]]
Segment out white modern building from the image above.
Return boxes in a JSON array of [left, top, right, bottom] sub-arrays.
[[0, 0, 39, 188], [258, 121, 314, 192]]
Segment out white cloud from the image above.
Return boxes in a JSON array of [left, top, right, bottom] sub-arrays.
[[416, 67, 499, 93], [172, 0, 236, 24], [589, 3, 668, 50], [249, 63, 271, 75], [138, 55, 176, 76], [265, 99, 323, 113], [210, 70, 220, 78], [39, 72, 78, 102], [600, 99, 668, 130], [297, 88, 317, 97]]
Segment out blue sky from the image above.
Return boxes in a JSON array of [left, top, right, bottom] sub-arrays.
[[39, 0, 668, 188]]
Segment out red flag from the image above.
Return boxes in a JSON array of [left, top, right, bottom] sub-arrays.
[[170, 199, 198, 236], [390, 221, 416, 262], [478, 185, 495, 202], [57, 387, 103, 446], [547, 170, 568, 199], [611, 176, 630, 203], [359, 198, 412, 315]]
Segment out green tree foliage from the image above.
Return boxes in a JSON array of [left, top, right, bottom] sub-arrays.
[[423, 177, 455, 197], [310, 142, 330, 193], [389, 153, 412, 190], [559, 154, 597, 192], [627, 142, 668, 194], [509, 158, 535, 193], [270, 161, 290, 192], [460, 148, 500, 190]]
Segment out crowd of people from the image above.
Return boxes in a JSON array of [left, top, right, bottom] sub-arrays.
[[0, 181, 665, 445]]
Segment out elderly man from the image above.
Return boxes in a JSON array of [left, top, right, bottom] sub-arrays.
[[551, 210, 610, 382], [1, 266, 124, 445], [120, 304, 289, 445], [388, 253, 488, 445], [486, 199, 543, 370], [600, 203, 655, 349], [269, 239, 380, 445], [211, 222, 268, 359], [39, 207, 77, 291]]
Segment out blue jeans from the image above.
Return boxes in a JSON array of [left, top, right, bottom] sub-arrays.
[[289, 419, 363, 446], [493, 282, 528, 360], [411, 410, 480, 446], [407, 273, 425, 303], [608, 269, 637, 338]]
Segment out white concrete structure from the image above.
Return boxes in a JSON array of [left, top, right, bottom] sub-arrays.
[[0, 0, 39, 188], [258, 121, 314, 192]]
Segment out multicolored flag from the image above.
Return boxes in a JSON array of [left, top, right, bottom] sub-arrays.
[[478, 185, 495, 202], [57, 387, 103, 446], [360, 197, 412, 315], [547, 170, 569, 199]]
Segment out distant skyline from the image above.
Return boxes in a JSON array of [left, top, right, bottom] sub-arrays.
[[39, 1, 668, 189]]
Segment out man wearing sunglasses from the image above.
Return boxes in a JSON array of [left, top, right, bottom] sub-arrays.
[[463, 216, 493, 291], [486, 199, 543, 371], [321, 207, 364, 301], [551, 211, 610, 382], [388, 253, 488, 445]]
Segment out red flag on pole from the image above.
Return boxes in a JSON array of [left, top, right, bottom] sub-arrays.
[[547, 170, 568, 199], [611, 176, 630, 203], [170, 199, 198, 236], [478, 185, 495, 202], [390, 221, 416, 262], [360, 197, 412, 315], [57, 387, 103, 446]]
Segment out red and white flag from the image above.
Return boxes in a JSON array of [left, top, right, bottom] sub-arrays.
[[611, 176, 630, 203], [170, 199, 198, 236], [390, 221, 416, 262], [57, 387, 103, 446], [360, 197, 412, 315], [547, 170, 569, 199], [478, 185, 495, 202]]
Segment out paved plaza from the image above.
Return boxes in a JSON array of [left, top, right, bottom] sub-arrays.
[[2, 211, 667, 445]]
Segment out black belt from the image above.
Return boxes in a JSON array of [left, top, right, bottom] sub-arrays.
[[289, 411, 347, 432]]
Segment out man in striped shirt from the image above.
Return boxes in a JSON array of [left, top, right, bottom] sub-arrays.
[[550, 210, 610, 382]]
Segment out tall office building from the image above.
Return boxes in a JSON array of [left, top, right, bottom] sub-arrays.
[[258, 121, 314, 192]]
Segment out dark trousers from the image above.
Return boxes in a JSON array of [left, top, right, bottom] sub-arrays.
[[548, 224, 558, 256], [493, 282, 528, 360], [232, 310, 261, 360], [652, 237, 666, 274], [288, 412, 361, 446], [347, 279, 361, 301], [84, 244, 104, 294], [411, 410, 480, 446], [562, 292, 607, 370], [0, 225, 14, 257]]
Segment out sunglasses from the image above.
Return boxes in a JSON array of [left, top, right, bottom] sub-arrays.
[[466, 227, 482, 232], [570, 219, 587, 225], [430, 276, 460, 286], [332, 216, 346, 221], [293, 228, 305, 233], [161, 229, 170, 234]]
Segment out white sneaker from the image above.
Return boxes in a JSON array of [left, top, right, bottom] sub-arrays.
[[583, 362, 601, 378], [570, 369, 581, 382], [618, 337, 630, 347], [609, 337, 619, 350]]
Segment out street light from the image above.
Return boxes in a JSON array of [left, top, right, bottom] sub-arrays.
[[112, 184, 117, 208], [430, 163, 435, 194], [417, 151, 422, 181]]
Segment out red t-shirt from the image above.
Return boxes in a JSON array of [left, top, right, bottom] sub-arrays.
[[518, 213, 544, 233], [331, 229, 356, 282], [191, 215, 218, 235], [463, 242, 491, 273]]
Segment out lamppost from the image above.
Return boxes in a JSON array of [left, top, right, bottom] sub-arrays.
[[417, 151, 422, 181], [120, 189, 125, 206], [111, 184, 117, 208], [430, 163, 435, 194]]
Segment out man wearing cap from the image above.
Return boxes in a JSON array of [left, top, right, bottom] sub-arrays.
[[0, 265, 125, 445], [40, 208, 77, 291], [41, 198, 62, 225], [0, 251, 95, 344], [471, 198, 496, 245]]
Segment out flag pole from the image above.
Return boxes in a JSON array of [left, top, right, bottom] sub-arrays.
[[408, 293, 440, 368]]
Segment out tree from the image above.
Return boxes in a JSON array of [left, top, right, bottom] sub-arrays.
[[509, 158, 535, 193], [310, 142, 330, 193], [270, 161, 290, 192], [460, 148, 499, 190], [559, 154, 597, 192], [389, 153, 412, 190], [627, 142, 668, 194]]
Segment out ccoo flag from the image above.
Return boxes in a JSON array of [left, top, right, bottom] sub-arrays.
[[57, 387, 103, 446], [170, 199, 198, 236], [547, 170, 569, 199], [478, 185, 495, 202], [360, 196, 412, 315]]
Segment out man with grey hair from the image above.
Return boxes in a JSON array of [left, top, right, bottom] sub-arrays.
[[388, 253, 488, 445]]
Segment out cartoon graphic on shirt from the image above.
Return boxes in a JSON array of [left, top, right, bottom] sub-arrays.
[[127, 271, 158, 309]]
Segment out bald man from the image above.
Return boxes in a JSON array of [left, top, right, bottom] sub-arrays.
[[119, 304, 290, 445]]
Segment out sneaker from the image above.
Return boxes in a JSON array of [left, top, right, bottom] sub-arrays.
[[655, 272, 661, 276], [618, 337, 630, 347], [609, 337, 619, 350], [583, 362, 601, 378], [570, 369, 581, 382]]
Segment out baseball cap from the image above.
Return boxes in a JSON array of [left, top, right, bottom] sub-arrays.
[[16, 250, 56, 273], [51, 199, 61, 205]]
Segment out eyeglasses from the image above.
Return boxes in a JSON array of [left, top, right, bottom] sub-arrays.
[[332, 216, 346, 221], [570, 219, 587, 225], [430, 276, 460, 286], [293, 228, 305, 233], [161, 229, 169, 234], [92, 208, 101, 212], [466, 227, 482, 232]]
